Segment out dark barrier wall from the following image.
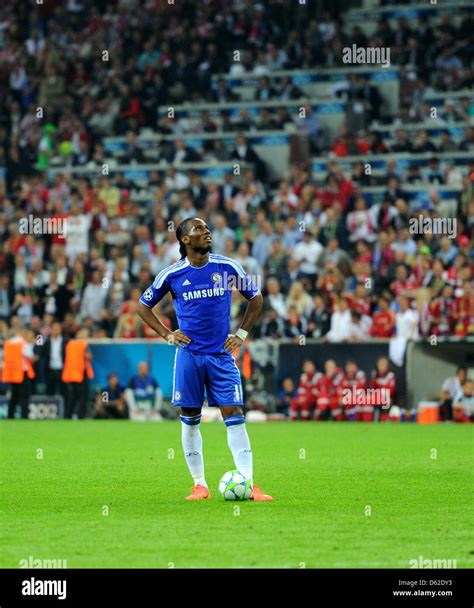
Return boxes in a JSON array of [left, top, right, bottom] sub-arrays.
[[0, 341, 177, 400], [0, 396, 63, 419], [277, 341, 407, 406]]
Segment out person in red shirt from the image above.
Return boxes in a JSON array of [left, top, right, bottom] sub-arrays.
[[453, 280, 473, 337], [290, 360, 321, 421], [356, 131, 371, 155], [318, 172, 352, 211], [445, 252, 468, 284], [340, 360, 368, 421], [4, 223, 26, 254], [370, 357, 396, 422], [347, 283, 371, 316], [332, 166, 353, 210], [371, 296, 395, 338], [114, 301, 140, 338], [315, 359, 345, 421], [354, 240, 372, 265], [390, 264, 419, 299], [427, 284, 455, 336], [318, 174, 343, 208], [48, 200, 68, 247]]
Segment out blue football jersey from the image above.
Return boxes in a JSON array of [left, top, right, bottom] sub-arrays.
[[139, 254, 260, 354]]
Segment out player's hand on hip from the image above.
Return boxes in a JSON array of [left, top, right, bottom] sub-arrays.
[[168, 329, 191, 348], [224, 334, 243, 352]]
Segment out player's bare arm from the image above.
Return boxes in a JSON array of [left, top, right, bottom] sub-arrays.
[[137, 300, 191, 348], [224, 292, 263, 352]]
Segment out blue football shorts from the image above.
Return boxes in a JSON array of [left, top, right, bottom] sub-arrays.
[[171, 348, 244, 408]]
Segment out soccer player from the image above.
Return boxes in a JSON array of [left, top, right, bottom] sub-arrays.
[[289, 359, 321, 421], [370, 356, 396, 422], [137, 217, 272, 501], [315, 359, 344, 421], [340, 359, 368, 421]]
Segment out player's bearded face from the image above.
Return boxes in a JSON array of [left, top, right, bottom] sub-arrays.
[[188, 227, 212, 254]]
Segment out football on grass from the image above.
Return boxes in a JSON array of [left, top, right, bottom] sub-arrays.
[[218, 470, 253, 501]]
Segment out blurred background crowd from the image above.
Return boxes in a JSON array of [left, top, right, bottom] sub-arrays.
[[0, 0, 472, 348]]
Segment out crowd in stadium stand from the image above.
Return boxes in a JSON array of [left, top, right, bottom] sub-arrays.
[[0, 1, 473, 350]]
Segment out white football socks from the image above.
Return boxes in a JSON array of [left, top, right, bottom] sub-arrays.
[[180, 413, 207, 488], [225, 414, 253, 482]]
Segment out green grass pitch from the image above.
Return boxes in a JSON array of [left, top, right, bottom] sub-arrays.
[[1, 421, 472, 569]]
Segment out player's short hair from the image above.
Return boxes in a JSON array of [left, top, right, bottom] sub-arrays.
[[176, 218, 195, 259]]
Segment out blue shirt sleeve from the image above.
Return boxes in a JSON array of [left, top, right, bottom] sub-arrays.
[[139, 271, 171, 307], [229, 260, 260, 300]]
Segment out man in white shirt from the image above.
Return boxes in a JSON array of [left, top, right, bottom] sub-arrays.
[[392, 228, 418, 259], [80, 271, 109, 322], [395, 296, 420, 339], [266, 277, 287, 318], [211, 215, 235, 256], [348, 310, 373, 342], [65, 202, 90, 262], [326, 298, 352, 343], [292, 231, 323, 281], [164, 167, 190, 191], [440, 366, 467, 421], [453, 381, 474, 423]]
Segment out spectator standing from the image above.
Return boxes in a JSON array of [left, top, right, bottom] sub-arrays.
[[2, 327, 37, 419], [61, 327, 94, 419], [42, 321, 67, 396]]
